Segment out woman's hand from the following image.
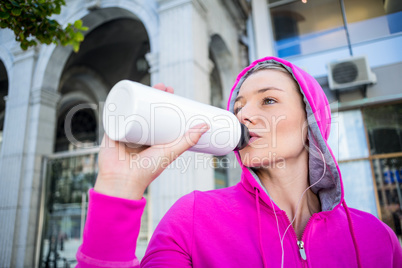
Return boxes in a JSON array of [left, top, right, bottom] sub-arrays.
[[94, 83, 209, 200]]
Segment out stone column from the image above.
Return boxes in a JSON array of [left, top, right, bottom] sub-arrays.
[[0, 46, 61, 267], [251, 0, 275, 59], [0, 48, 37, 268], [151, 0, 214, 227], [16, 87, 60, 267]]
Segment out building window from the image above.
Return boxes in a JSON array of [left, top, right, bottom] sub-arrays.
[[269, 0, 402, 58], [329, 103, 402, 242], [269, 0, 347, 57], [214, 155, 229, 189], [363, 103, 402, 240], [39, 150, 152, 266], [328, 109, 377, 215], [344, 0, 402, 44], [39, 153, 98, 268], [55, 103, 98, 152]]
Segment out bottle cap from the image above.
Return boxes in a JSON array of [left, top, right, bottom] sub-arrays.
[[234, 123, 250, 151]]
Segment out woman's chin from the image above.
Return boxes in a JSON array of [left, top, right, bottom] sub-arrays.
[[239, 152, 268, 167], [239, 149, 286, 169], [243, 161, 273, 169]]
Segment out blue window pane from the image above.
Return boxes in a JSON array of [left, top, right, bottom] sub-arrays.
[[276, 37, 301, 58], [339, 160, 378, 217], [373, 157, 402, 237], [270, 0, 402, 57], [362, 103, 402, 155], [270, 0, 347, 57], [388, 11, 402, 34], [344, 0, 402, 43], [328, 110, 369, 161]]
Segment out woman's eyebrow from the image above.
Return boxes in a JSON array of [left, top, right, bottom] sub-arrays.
[[235, 87, 284, 103]]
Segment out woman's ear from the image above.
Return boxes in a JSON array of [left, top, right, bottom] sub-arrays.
[[303, 135, 310, 152]]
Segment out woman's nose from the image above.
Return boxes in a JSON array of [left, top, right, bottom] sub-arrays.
[[237, 104, 257, 126]]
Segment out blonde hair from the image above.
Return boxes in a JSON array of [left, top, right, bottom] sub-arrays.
[[244, 61, 304, 105], [244, 62, 293, 79]]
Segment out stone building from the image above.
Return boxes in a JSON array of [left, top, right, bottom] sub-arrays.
[[0, 0, 249, 266]]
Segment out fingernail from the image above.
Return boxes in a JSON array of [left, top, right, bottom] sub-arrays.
[[188, 123, 210, 134], [200, 124, 209, 132], [189, 124, 207, 132]]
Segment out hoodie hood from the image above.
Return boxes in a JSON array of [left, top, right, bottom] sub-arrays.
[[226, 56, 344, 213]]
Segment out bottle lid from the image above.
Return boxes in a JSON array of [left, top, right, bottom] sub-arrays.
[[234, 123, 250, 151]]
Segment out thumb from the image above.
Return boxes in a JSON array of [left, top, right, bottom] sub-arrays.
[[175, 123, 210, 152], [152, 123, 210, 157], [139, 123, 210, 175]]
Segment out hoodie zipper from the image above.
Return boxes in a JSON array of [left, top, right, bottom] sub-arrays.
[[297, 240, 307, 260], [283, 212, 316, 268], [249, 186, 318, 267]]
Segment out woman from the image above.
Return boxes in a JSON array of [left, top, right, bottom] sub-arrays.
[[76, 57, 402, 267]]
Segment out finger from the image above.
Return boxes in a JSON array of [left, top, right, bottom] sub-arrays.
[[166, 86, 174, 94], [179, 123, 210, 149], [124, 142, 150, 155], [140, 123, 210, 176], [153, 83, 166, 91], [152, 123, 209, 151]]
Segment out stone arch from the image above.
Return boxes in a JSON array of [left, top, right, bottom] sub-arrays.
[[209, 34, 243, 187], [0, 59, 8, 154], [59, 66, 109, 105], [33, 4, 158, 93], [209, 34, 235, 108], [31, 5, 155, 152], [54, 67, 109, 151], [0, 46, 13, 79], [209, 34, 236, 189]]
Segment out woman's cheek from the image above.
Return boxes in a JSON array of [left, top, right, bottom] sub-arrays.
[[271, 115, 294, 145], [272, 117, 303, 153]]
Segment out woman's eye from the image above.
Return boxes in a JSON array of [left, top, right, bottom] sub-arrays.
[[263, 98, 276, 105], [235, 98, 275, 114]]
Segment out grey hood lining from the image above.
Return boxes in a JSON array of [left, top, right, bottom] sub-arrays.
[[230, 60, 341, 212]]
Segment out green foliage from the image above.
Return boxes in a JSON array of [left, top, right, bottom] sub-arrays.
[[0, 0, 88, 52]]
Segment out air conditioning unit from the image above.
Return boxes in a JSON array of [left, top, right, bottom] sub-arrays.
[[327, 56, 377, 90]]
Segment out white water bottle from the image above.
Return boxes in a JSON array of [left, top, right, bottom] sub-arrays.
[[102, 80, 250, 156]]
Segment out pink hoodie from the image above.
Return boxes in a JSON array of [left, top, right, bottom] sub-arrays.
[[76, 57, 402, 267]]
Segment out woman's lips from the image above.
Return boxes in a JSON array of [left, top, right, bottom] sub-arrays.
[[248, 131, 262, 144], [248, 136, 261, 144]]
